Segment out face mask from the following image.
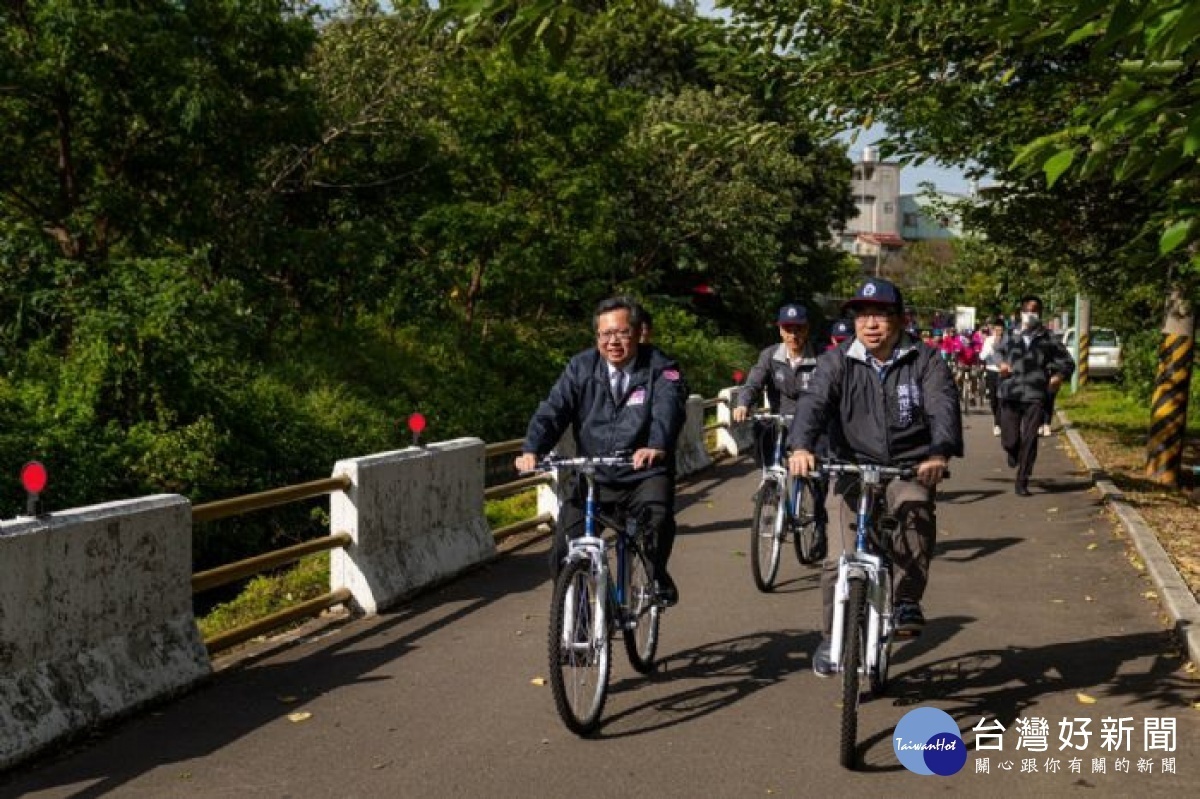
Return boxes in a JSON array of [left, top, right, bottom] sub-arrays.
[[1020, 311, 1040, 329]]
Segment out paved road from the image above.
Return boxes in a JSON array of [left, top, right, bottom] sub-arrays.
[[3, 410, 1199, 798]]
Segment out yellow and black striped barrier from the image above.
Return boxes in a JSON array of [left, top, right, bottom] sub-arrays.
[[1076, 329, 1090, 387], [1146, 332, 1194, 486]]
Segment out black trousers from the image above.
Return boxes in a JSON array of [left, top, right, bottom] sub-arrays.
[[984, 370, 1002, 426], [1000, 399, 1045, 487], [550, 473, 677, 581]]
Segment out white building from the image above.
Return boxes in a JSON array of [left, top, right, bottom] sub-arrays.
[[840, 147, 904, 275]]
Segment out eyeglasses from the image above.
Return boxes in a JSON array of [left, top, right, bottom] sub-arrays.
[[597, 328, 635, 342], [854, 309, 896, 322]]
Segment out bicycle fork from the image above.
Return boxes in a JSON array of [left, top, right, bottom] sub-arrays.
[[562, 536, 608, 652]]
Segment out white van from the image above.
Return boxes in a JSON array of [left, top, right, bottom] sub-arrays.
[[1063, 328, 1122, 378]]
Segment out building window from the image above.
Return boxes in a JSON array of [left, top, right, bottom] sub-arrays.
[[883, 202, 894, 214], [903, 212, 919, 228]]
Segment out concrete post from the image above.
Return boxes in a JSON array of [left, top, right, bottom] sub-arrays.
[[0, 495, 208, 769], [330, 438, 496, 615]]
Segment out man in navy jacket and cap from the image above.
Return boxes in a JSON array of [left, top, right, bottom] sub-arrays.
[[788, 278, 963, 676]]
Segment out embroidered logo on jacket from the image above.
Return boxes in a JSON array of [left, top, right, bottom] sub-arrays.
[[896, 382, 921, 427]]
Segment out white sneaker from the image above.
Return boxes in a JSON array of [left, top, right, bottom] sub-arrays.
[[1039, 424, 1052, 437], [992, 425, 1001, 437]]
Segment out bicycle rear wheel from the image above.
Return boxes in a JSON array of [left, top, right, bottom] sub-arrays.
[[750, 480, 784, 591], [793, 480, 824, 565], [548, 558, 611, 735], [622, 541, 661, 674], [839, 578, 867, 770]]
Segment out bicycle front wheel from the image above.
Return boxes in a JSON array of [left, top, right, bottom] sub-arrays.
[[839, 577, 867, 770], [793, 480, 824, 566], [750, 480, 784, 591], [870, 568, 894, 696], [622, 541, 661, 674], [548, 558, 611, 735]]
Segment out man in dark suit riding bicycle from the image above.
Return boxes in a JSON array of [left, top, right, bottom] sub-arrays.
[[515, 297, 688, 606]]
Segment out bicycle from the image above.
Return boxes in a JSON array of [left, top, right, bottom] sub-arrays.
[[748, 413, 825, 591], [816, 460, 946, 770], [530, 454, 665, 735]]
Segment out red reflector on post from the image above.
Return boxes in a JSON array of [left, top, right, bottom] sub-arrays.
[[21, 461, 48, 494], [408, 413, 427, 435]]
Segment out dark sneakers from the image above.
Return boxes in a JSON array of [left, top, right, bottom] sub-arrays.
[[1006, 452, 1018, 469], [1015, 483, 1032, 497], [812, 638, 835, 677], [654, 571, 679, 607], [895, 602, 926, 637]]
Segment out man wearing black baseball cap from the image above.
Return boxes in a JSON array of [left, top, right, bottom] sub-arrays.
[[788, 277, 963, 675], [734, 303, 819, 427], [734, 302, 829, 564]]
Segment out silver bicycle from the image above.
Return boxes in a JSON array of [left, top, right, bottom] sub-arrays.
[[532, 454, 664, 735], [817, 461, 940, 769], [749, 413, 825, 591]]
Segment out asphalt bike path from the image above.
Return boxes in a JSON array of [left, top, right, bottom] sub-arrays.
[[3, 408, 1197, 798]]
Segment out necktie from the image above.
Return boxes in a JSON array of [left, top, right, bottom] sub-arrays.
[[612, 370, 626, 403]]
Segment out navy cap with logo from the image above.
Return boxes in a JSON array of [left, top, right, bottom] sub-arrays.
[[777, 303, 808, 325], [830, 319, 853, 340], [843, 277, 904, 314]]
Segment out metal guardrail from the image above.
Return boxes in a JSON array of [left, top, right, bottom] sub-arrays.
[[192, 475, 354, 654], [193, 475, 352, 524]]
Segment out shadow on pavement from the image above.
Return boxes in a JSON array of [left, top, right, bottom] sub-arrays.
[[854, 628, 1193, 772], [1, 546, 555, 798], [938, 488, 1008, 505], [590, 629, 822, 739], [936, 537, 1023, 563]]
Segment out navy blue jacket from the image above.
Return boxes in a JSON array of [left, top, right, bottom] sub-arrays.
[[521, 345, 688, 484], [790, 335, 964, 466]]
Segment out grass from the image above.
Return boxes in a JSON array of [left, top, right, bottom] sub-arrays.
[[197, 552, 331, 640], [1057, 380, 1200, 601]]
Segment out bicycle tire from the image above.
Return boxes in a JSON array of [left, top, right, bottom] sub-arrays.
[[793, 480, 823, 566], [622, 540, 661, 674], [548, 558, 611, 735], [839, 578, 867, 770], [750, 480, 784, 591]]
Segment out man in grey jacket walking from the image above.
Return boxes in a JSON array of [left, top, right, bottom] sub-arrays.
[[998, 295, 1075, 496]]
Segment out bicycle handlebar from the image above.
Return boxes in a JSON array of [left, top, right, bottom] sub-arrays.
[[749, 412, 793, 425], [814, 461, 951, 480], [520, 453, 635, 475]]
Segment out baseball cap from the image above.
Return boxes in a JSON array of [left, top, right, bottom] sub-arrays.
[[777, 304, 808, 325], [842, 278, 904, 314], [830, 319, 853, 340]]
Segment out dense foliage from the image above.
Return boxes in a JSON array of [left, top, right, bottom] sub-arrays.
[[0, 2, 852, 567]]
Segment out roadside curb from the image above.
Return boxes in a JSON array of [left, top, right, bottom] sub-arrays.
[[1058, 410, 1200, 665]]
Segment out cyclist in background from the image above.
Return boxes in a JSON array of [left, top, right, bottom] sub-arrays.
[[515, 297, 688, 605], [733, 303, 820, 461], [733, 303, 829, 551], [827, 318, 853, 351], [788, 278, 963, 676]]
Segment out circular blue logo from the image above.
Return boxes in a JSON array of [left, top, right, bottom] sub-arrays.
[[893, 707, 967, 776]]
